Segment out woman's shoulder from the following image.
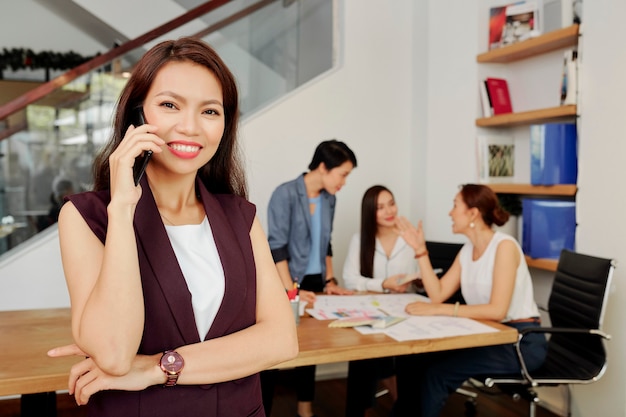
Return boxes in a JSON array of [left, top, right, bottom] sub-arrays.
[[270, 175, 302, 200], [65, 190, 111, 243], [213, 194, 257, 225], [493, 231, 521, 247], [66, 190, 110, 215], [278, 175, 303, 189], [492, 231, 524, 256], [67, 189, 110, 204], [214, 193, 255, 211]]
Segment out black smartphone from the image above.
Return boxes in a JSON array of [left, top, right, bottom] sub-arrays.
[[131, 107, 153, 185]]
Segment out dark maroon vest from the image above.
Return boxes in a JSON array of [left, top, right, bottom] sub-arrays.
[[67, 176, 264, 417]]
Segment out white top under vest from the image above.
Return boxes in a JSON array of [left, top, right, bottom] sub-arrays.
[[165, 216, 225, 340], [459, 231, 539, 322]]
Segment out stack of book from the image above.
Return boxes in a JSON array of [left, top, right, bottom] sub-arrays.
[[479, 77, 513, 117]]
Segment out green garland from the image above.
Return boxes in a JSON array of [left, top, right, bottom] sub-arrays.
[[0, 48, 96, 72]]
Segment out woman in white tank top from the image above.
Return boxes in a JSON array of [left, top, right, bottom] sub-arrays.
[[392, 184, 547, 417]]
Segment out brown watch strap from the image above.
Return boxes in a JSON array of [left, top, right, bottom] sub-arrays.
[[163, 371, 179, 387]]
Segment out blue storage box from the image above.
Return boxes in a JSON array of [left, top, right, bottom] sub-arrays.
[[522, 198, 576, 259], [530, 123, 578, 185]]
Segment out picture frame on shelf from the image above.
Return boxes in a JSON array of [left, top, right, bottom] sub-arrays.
[[488, 1, 525, 50], [488, 4, 510, 50], [476, 135, 515, 183], [501, 1, 542, 46]]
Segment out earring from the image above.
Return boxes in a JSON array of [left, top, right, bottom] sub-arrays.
[[470, 222, 475, 229]]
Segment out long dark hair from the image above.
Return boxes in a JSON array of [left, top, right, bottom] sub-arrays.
[[459, 184, 509, 227], [359, 185, 391, 278], [92, 37, 246, 197]]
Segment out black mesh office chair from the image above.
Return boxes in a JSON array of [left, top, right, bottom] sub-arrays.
[[476, 249, 616, 417], [425, 240, 464, 302]]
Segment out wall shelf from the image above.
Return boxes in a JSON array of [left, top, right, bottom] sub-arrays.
[[478, 24, 580, 274], [476, 105, 577, 127], [477, 24, 579, 63], [487, 184, 577, 196]]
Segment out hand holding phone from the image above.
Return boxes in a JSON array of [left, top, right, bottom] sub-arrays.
[[131, 107, 153, 185]]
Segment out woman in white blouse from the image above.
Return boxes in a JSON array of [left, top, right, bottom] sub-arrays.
[[342, 185, 418, 294], [342, 185, 418, 417]]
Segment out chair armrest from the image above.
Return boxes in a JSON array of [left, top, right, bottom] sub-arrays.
[[518, 326, 611, 340], [514, 327, 611, 386]]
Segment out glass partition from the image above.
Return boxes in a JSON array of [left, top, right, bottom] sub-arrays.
[[0, 0, 335, 256]]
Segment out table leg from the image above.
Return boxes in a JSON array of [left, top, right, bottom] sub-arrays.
[[21, 392, 57, 417]]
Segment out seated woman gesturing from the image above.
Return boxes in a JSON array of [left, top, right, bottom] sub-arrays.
[[392, 184, 547, 417]]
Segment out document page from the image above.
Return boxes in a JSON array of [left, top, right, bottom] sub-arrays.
[[306, 294, 499, 340], [306, 293, 427, 320], [383, 316, 499, 341]]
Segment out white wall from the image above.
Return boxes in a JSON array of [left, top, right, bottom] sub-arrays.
[[0, 227, 69, 310], [420, 2, 480, 243], [571, 1, 626, 415], [1, 1, 625, 415], [242, 1, 416, 273]]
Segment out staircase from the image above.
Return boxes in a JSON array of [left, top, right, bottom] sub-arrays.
[[0, 0, 333, 259]]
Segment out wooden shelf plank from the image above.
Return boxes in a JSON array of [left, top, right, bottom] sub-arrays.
[[476, 105, 577, 127], [526, 256, 558, 272], [477, 24, 579, 63], [486, 184, 577, 196]]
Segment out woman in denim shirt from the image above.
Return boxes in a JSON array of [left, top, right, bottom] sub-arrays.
[[263, 139, 357, 417]]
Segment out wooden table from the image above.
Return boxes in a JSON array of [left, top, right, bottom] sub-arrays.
[[271, 314, 517, 369], [1, 307, 517, 398], [1, 308, 75, 397]]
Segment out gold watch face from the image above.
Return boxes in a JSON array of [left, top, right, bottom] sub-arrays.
[[160, 350, 184, 373]]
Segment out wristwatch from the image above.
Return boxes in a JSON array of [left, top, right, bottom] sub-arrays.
[[159, 350, 184, 387]]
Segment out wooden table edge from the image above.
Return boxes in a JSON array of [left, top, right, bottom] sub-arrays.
[[271, 320, 517, 369]]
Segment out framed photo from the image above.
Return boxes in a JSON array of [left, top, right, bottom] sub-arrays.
[[476, 135, 515, 183], [501, 1, 541, 46]]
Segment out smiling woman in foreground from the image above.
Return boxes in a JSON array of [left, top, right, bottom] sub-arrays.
[[48, 37, 297, 417]]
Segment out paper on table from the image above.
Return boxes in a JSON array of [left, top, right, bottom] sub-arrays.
[[382, 316, 499, 342], [306, 293, 428, 320], [328, 316, 406, 329], [307, 294, 501, 341]]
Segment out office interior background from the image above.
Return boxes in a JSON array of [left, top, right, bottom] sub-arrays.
[[0, 1, 624, 416]]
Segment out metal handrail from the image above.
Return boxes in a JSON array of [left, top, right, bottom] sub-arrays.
[[0, 0, 276, 124]]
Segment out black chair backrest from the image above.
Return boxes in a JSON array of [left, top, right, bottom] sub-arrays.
[[535, 249, 615, 381], [425, 241, 463, 276], [426, 241, 464, 304], [549, 249, 614, 330]]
